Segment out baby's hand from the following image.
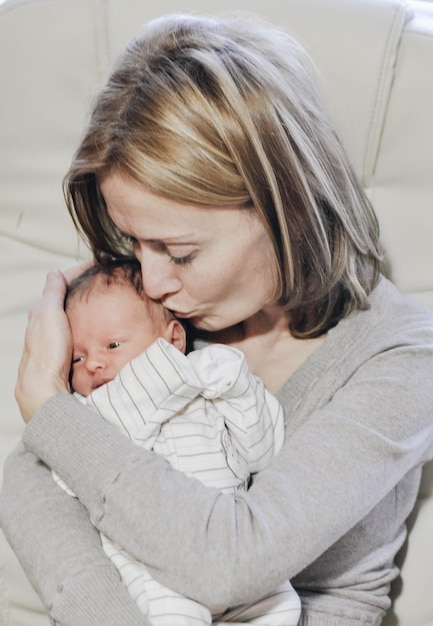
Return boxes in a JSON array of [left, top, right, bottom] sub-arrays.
[[15, 270, 73, 422]]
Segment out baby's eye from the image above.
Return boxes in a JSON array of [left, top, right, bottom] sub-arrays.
[[72, 356, 84, 365], [108, 341, 121, 350]]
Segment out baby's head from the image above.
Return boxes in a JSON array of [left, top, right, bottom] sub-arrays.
[[65, 259, 186, 396]]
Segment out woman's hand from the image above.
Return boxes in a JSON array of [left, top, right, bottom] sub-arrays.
[[15, 270, 73, 423]]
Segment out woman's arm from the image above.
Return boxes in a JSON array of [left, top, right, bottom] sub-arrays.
[[13, 271, 433, 611], [20, 329, 433, 611], [0, 443, 149, 626]]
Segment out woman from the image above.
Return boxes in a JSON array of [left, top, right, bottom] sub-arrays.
[[1, 13, 433, 626]]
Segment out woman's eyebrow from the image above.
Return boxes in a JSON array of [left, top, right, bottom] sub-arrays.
[[135, 233, 199, 245], [115, 224, 199, 244], [147, 237, 197, 245]]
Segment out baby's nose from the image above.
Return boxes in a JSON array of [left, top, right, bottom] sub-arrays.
[[85, 353, 107, 373]]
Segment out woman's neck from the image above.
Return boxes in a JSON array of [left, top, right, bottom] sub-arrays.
[[211, 307, 326, 393]]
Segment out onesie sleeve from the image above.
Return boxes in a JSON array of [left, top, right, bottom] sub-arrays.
[[188, 344, 285, 470], [20, 333, 433, 611], [84, 338, 204, 445], [90, 338, 284, 471]]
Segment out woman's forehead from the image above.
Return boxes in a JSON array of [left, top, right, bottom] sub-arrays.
[[102, 172, 248, 242]]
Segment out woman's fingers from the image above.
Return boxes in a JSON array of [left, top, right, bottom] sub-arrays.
[[39, 269, 68, 307], [63, 260, 95, 284], [16, 270, 73, 423]]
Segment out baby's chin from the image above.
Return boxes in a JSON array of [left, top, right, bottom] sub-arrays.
[[71, 379, 111, 397]]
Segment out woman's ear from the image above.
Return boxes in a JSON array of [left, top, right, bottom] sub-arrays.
[[163, 319, 187, 354]]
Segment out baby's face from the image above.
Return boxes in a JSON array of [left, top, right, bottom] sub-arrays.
[[67, 283, 164, 396]]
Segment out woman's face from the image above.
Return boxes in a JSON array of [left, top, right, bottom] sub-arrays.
[[100, 172, 278, 331]]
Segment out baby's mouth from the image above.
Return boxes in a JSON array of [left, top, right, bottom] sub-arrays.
[[91, 376, 112, 390]]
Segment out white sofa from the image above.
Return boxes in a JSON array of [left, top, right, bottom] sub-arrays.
[[0, 0, 432, 624]]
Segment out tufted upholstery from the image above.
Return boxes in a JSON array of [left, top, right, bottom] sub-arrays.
[[0, 0, 432, 624]]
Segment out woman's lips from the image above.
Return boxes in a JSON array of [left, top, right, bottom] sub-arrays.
[[172, 311, 190, 319]]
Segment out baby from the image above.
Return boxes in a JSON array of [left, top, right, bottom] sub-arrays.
[[55, 259, 301, 626]]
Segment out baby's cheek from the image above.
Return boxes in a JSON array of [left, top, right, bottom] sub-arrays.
[[71, 369, 87, 396]]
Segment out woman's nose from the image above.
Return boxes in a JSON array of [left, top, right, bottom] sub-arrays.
[[139, 250, 182, 300]]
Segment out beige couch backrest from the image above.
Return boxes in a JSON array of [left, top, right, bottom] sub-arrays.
[[1, 0, 432, 624]]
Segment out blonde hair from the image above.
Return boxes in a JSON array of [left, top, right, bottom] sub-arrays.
[[64, 12, 382, 338]]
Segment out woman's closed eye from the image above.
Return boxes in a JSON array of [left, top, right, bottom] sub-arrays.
[[152, 240, 196, 266], [168, 253, 194, 266], [125, 232, 196, 265]]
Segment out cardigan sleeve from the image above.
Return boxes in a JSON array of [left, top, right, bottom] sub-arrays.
[[19, 328, 433, 611], [10, 285, 433, 612], [0, 443, 150, 626]]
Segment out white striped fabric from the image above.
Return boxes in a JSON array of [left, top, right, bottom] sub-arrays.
[[56, 339, 300, 625]]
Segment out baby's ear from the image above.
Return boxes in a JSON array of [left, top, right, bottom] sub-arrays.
[[164, 319, 187, 354]]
